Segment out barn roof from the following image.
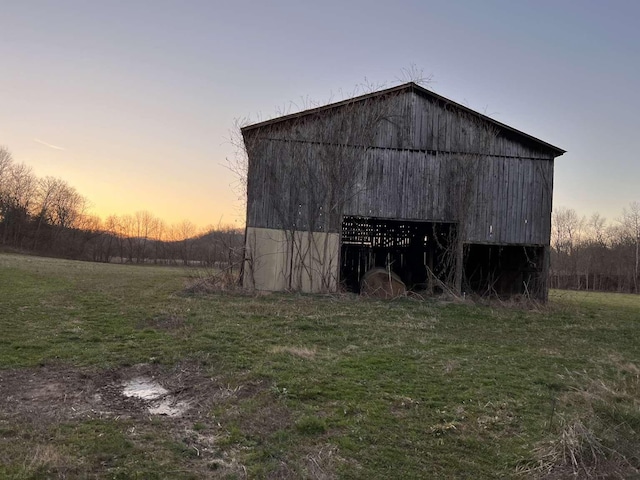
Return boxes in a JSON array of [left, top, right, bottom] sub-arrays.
[[241, 82, 565, 156]]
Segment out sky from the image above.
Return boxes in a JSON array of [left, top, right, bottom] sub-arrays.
[[2, 0, 639, 229]]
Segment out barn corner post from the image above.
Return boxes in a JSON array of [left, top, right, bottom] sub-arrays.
[[234, 127, 253, 292]]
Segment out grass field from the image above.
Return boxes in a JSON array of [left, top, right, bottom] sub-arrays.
[[0, 253, 638, 479]]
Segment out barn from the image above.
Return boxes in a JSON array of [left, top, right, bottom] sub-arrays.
[[241, 82, 564, 300]]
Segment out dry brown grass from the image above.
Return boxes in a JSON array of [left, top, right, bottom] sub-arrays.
[[304, 444, 341, 480], [184, 268, 243, 294], [522, 365, 640, 479], [24, 444, 80, 477], [270, 346, 317, 360]]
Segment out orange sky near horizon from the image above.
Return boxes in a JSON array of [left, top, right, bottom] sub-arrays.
[[9, 131, 246, 232]]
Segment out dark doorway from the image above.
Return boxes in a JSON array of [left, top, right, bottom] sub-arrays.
[[464, 244, 546, 298], [340, 216, 455, 292]]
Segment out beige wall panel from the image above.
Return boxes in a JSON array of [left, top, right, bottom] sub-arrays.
[[243, 227, 339, 293]]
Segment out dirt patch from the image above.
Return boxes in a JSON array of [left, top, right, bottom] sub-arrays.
[[0, 362, 239, 423], [0, 362, 271, 476], [122, 376, 190, 417]]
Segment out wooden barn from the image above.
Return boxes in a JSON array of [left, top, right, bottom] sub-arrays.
[[241, 82, 564, 300]]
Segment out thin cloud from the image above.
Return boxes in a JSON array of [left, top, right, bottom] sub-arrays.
[[33, 138, 65, 151]]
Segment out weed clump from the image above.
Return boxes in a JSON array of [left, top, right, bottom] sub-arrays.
[[183, 268, 242, 295], [525, 365, 640, 478]]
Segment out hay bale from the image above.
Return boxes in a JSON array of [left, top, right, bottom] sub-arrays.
[[360, 267, 406, 299]]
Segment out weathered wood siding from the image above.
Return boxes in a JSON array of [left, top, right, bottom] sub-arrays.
[[244, 89, 557, 246], [343, 150, 554, 245]]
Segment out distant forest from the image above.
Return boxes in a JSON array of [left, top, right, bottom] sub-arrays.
[[0, 146, 243, 267], [2, 146, 639, 294], [550, 204, 640, 294]]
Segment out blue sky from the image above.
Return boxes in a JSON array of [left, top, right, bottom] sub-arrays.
[[2, 0, 638, 228]]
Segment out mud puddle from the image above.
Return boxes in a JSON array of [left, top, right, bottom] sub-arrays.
[[122, 377, 189, 417]]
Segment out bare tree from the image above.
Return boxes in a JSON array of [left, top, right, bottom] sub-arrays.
[[32, 176, 74, 249], [621, 201, 640, 292], [133, 210, 159, 263], [169, 220, 197, 265], [46, 180, 86, 231], [0, 146, 12, 187], [551, 207, 586, 288], [0, 160, 37, 246], [579, 213, 609, 290], [0, 146, 14, 237]]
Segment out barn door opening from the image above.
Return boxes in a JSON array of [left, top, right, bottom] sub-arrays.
[[464, 244, 546, 298], [340, 216, 455, 292]]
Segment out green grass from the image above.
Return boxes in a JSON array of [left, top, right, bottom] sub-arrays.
[[0, 253, 638, 478]]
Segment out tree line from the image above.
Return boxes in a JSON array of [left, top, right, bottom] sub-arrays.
[[0, 146, 243, 267], [550, 203, 640, 293]]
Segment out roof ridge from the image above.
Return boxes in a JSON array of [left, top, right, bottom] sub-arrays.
[[241, 83, 565, 155]]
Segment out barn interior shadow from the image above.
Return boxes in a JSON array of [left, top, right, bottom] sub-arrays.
[[340, 216, 546, 298], [340, 216, 454, 293]]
